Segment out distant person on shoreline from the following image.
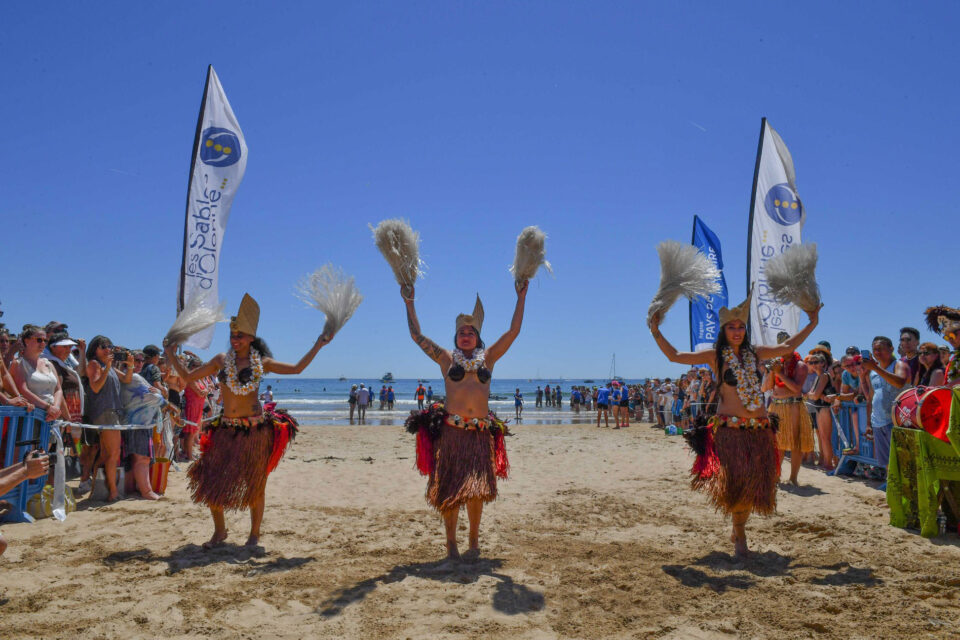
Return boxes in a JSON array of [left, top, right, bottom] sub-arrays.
[[596, 382, 611, 428], [348, 384, 358, 421], [415, 383, 426, 410], [387, 386, 395, 410], [379, 385, 387, 410], [514, 388, 523, 420], [427, 385, 433, 403], [357, 383, 370, 422], [535, 385, 543, 407]]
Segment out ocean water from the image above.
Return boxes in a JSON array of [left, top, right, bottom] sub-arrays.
[[268, 377, 646, 426]]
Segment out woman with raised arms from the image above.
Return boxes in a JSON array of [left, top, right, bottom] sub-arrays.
[[164, 294, 332, 549], [649, 292, 818, 557]]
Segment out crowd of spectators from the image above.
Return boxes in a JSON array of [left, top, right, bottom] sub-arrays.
[[0, 318, 223, 507]]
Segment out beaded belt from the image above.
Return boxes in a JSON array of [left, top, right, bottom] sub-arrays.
[[772, 397, 804, 405], [218, 414, 267, 429], [710, 414, 773, 430], [444, 414, 492, 431]]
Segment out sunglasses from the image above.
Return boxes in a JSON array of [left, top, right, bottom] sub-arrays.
[[32, 337, 48, 344]]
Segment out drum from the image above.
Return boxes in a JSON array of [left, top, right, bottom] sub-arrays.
[[892, 386, 952, 442]]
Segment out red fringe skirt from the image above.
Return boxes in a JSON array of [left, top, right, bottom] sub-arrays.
[[188, 409, 298, 511], [405, 404, 509, 512], [691, 416, 779, 516]]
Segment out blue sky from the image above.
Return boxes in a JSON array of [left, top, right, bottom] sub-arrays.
[[2, 2, 958, 379]]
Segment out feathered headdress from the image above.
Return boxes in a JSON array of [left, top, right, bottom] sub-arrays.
[[164, 289, 226, 346], [296, 264, 363, 337], [647, 241, 722, 327], [924, 305, 960, 335], [371, 219, 424, 295], [510, 226, 551, 288], [764, 243, 821, 312]]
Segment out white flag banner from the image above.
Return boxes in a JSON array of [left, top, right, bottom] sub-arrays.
[[747, 119, 805, 346], [177, 65, 247, 349]]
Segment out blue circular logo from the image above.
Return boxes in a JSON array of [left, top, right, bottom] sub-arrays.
[[763, 183, 803, 225], [199, 127, 241, 167]]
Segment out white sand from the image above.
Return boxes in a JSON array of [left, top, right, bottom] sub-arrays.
[[1, 421, 958, 639]]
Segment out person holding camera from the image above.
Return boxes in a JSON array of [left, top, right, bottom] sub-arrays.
[[0, 450, 50, 557], [860, 336, 909, 474], [85, 335, 134, 501], [761, 334, 812, 486]]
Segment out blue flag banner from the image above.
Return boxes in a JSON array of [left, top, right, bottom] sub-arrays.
[[689, 215, 728, 353]]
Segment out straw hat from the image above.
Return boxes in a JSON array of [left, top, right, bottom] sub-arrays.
[[455, 295, 484, 333], [230, 293, 260, 336]]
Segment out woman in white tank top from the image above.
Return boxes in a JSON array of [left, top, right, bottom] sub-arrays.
[[11, 325, 63, 422]]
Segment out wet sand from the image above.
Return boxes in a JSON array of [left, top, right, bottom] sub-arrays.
[[1, 420, 958, 639]]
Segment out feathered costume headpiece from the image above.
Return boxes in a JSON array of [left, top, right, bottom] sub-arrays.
[[164, 289, 226, 346], [371, 219, 425, 296], [647, 241, 722, 327], [764, 243, 821, 312], [296, 264, 363, 337], [509, 226, 551, 288], [924, 305, 960, 336]]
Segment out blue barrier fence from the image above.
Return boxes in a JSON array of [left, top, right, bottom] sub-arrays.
[[1, 407, 52, 523], [829, 401, 881, 476]]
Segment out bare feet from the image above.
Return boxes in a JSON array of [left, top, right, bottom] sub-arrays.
[[244, 535, 260, 547], [202, 530, 228, 550], [462, 548, 481, 563], [106, 493, 120, 503], [730, 526, 749, 558], [445, 540, 461, 561], [139, 491, 161, 501]]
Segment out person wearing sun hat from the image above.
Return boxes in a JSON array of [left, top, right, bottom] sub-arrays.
[[649, 286, 820, 558], [164, 293, 335, 550]]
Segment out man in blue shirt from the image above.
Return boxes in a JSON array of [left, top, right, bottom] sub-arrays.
[[426, 385, 433, 403], [596, 383, 611, 428], [514, 388, 523, 420], [861, 336, 909, 475]]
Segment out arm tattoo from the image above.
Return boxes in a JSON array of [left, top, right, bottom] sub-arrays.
[[407, 308, 443, 361]]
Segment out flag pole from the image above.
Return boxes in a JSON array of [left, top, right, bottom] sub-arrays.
[[689, 215, 698, 351], [745, 117, 767, 298], [178, 65, 213, 314]]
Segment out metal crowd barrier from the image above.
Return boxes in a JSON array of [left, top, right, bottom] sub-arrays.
[[0, 407, 52, 523], [829, 401, 880, 476]]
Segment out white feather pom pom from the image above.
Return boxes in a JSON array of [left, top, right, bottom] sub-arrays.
[[647, 241, 722, 326], [371, 218, 425, 290], [296, 264, 364, 337], [164, 290, 226, 347], [510, 226, 552, 285], [765, 243, 820, 312]]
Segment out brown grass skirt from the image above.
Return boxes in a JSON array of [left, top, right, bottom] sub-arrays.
[[427, 424, 497, 512], [692, 426, 779, 516], [188, 422, 274, 511]]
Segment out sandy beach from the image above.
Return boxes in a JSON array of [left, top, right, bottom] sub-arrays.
[[2, 420, 958, 639]]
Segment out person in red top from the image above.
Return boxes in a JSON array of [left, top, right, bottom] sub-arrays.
[[415, 383, 426, 410], [761, 331, 813, 486]]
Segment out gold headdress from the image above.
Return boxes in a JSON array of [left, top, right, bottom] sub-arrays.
[[230, 293, 260, 336], [925, 305, 960, 336], [718, 286, 753, 328], [455, 295, 484, 333]]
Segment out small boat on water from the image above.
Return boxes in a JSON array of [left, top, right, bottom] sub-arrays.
[[338, 375, 347, 381], [583, 379, 595, 383], [380, 372, 395, 383]]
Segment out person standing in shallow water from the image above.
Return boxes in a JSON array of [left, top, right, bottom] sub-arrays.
[[402, 281, 529, 561], [649, 291, 819, 558]]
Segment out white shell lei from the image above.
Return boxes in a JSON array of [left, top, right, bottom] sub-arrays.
[[452, 348, 485, 371], [223, 348, 263, 396], [722, 347, 764, 411]]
